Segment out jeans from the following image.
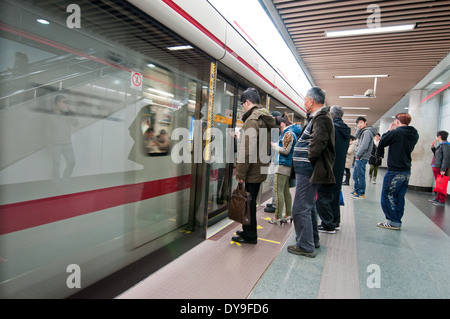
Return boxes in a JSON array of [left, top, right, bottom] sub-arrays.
[[353, 159, 367, 195], [380, 170, 410, 228], [292, 174, 319, 253]]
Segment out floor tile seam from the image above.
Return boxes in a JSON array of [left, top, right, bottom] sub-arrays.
[[317, 190, 361, 299]]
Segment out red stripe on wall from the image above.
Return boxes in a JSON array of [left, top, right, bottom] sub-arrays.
[[421, 82, 450, 104], [0, 175, 191, 235]]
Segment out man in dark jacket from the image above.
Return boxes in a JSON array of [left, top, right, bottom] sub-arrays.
[[232, 87, 276, 244], [376, 113, 419, 230], [316, 106, 351, 233], [288, 87, 335, 257]]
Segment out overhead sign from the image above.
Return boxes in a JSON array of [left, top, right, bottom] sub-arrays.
[[131, 72, 143, 91]]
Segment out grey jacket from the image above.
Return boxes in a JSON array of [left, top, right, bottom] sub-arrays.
[[354, 126, 377, 160], [433, 142, 450, 174]]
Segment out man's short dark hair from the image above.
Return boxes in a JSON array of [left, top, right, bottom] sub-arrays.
[[437, 130, 449, 141], [306, 87, 325, 105], [55, 95, 66, 104], [240, 87, 260, 105], [356, 116, 367, 124]]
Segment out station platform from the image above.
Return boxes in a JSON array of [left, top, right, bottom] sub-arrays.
[[117, 170, 450, 299]]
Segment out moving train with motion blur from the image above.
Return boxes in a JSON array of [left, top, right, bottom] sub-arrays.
[[0, 0, 311, 298]]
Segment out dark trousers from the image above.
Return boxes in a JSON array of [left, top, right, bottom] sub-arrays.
[[316, 190, 340, 230], [241, 182, 261, 241]]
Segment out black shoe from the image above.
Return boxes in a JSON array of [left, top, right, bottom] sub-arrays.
[[231, 236, 257, 244], [264, 206, 276, 213], [236, 230, 243, 236], [318, 224, 336, 234]]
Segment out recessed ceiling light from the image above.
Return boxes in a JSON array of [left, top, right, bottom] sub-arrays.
[[37, 19, 50, 25], [433, 81, 443, 85], [167, 45, 193, 51], [325, 24, 415, 37]]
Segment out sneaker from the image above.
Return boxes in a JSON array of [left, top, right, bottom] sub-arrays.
[[377, 221, 400, 230], [350, 191, 358, 196], [433, 201, 445, 206], [351, 194, 365, 199], [428, 198, 438, 202], [335, 225, 341, 231], [318, 224, 336, 234], [287, 245, 315, 258]]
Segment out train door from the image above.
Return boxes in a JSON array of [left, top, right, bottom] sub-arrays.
[[204, 76, 243, 226]]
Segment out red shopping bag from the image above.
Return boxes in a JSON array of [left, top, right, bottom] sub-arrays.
[[433, 175, 449, 194]]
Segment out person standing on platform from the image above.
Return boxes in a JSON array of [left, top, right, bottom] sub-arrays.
[[429, 130, 450, 206], [351, 117, 377, 199], [232, 87, 276, 244], [369, 133, 382, 184], [376, 113, 419, 230], [288, 87, 335, 257], [343, 135, 356, 186], [269, 115, 302, 225], [316, 106, 350, 233], [264, 111, 283, 213]]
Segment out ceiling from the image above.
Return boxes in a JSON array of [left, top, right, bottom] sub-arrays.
[[264, 0, 450, 126]]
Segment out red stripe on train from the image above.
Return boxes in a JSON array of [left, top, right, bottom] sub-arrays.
[[0, 175, 191, 235]]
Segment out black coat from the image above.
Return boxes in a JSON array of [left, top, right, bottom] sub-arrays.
[[369, 142, 382, 166], [319, 117, 351, 192]]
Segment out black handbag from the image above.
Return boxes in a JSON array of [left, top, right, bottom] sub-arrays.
[[228, 183, 252, 225]]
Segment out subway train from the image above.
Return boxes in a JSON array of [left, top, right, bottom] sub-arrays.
[[0, 0, 310, 298]]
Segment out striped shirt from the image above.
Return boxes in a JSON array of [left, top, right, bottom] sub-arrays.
[[293, 119, 314, 177]]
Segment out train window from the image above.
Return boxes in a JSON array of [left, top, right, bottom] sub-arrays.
[[0, 0, 211, 298]]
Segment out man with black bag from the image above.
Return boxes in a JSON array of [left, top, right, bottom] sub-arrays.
[[232, 88, 276, 244]]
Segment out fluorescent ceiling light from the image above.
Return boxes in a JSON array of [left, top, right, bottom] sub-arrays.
[[343, 114, 367, 117], [167, 45, 193, 51], [334, 75, 389, 79], [37, 19, 50, 24], [342, 107, 370, 110], [325, 24, 415, 37], [339, 95, 376, 99]]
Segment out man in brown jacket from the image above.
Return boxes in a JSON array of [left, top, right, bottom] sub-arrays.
[[232, 88, 276, 244]]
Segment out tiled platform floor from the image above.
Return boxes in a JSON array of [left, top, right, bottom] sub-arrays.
[[117, 172, 450, 299]]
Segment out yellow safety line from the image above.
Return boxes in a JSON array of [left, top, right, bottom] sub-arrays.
[[231, 232, 281, 245]]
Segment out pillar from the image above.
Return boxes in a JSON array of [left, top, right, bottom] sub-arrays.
[[408, 89, 440, 191], [379, 118, 392, 168]]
